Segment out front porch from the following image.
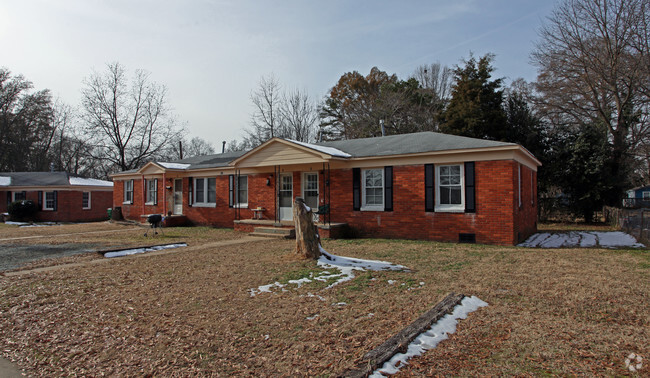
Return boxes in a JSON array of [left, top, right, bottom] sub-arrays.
[[234, 218, 348, 239]]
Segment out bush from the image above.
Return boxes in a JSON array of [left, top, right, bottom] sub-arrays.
[[8, 200, 38, 221]]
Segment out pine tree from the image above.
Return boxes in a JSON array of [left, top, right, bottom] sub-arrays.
[[439, 54, 507, 140]]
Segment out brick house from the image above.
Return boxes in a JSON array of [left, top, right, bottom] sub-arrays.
[[111, 132, 541, 245], [0, 172, 113, 222]]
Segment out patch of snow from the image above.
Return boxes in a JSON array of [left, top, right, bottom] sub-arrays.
[[0, 176, 10, 186], [104, 243, 187, 258], [158, 162, 191, 170], [250, 245, 408, 296], [288, 139, 352, 158], [388, 280, 396, 285], [371, 296, 488, 377], [317, 246, 408, 289], [333, 302, 347, 306], [69, 177, 113, 187], [591, 231, 645, 248], [19, 222, 61, 228], [518, 231, 644, 249], [5, 221, 30, 225], [419, 282, 425, 286], [305, 292, 326, 301], [306, 314, 319, 320]]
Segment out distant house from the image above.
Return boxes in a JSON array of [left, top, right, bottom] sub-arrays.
[[623, 185, 650, 208], [0, 172, 113, 222], [111, 132, 541, 245]]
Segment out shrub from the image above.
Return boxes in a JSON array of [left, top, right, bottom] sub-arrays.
[[8, 200, 38, 221]]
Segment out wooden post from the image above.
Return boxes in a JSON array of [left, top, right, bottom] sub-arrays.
[[293, 197, 321, 259]]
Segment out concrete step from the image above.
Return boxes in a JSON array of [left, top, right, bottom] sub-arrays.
[[249, 231, 295, 239], [254, 227, 295, 236]]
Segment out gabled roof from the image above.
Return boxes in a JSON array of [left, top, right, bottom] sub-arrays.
[[318, 132, 517, 158], [0, 172, 113, 188]]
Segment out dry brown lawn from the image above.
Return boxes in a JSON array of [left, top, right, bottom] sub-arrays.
[[0, 223, 648, 376]]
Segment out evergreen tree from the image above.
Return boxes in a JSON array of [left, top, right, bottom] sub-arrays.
[[439, 54, 507, 140]]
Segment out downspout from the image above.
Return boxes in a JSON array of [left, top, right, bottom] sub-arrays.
[[162, 171, 167, 216], [141, 174, 145, 216]]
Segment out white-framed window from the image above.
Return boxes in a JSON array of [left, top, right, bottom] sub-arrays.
[[43, 191, 56, 211], [237, 175, 248, 208], [82, 192, 91, 209], [145, 179, 157, 205], [12, 191, 26, 202], [193, 177, 216, 207], [361, 168, 384, 211], [436, 164, 464, 212], [123, 180, 133, 204]]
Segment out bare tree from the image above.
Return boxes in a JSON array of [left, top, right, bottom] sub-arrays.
[[531, 0, 650, 199], [248, 74, 285, 145], [280, 88, 318, 142], [411, 62, 453, 101], [80, 62, 183, 173]]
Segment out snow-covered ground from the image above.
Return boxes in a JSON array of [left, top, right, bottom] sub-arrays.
[[371, 296, 488, 377], [249, 246, 408, 296], [519, 231, 645, 248], [104, 243, 188, 258]]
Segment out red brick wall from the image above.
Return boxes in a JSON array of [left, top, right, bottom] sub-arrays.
[[326, 161, 535, 245], [114, 173, 276, 226], [111, 160, 537, 245], [1, 189, 112, 222]]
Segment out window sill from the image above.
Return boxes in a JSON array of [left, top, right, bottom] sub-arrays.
[[360, 206, 384, 212], [122, 201, 133, 205], [435, 206, 465, 213], [192, 203, 216, 208], [82, 207, 91, 210], [234, 204, 249, 209], [145, 202, 155, 206], [42, 208, 54, 212]]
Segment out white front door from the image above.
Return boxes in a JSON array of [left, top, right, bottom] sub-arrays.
[[173, 179, 183, 215], [279, 173, 293, 221], [302, 172, 319, 222]]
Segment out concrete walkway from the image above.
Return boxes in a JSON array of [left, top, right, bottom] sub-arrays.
[[0, 356, 24, 377]]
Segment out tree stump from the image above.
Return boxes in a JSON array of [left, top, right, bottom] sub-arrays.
[[293, 197, 321, 259]]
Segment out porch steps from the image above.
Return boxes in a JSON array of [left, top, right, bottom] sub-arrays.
[[249, 226, 295, 239]]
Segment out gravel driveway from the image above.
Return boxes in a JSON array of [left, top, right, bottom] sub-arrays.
[[0, 243, 101, 272]]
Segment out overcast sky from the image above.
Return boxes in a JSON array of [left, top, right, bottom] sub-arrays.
[[0, 0, 557, 149]]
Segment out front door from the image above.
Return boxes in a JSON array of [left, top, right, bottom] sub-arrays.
[[173, 179, 183, 215], [302, 172, 319, 222], [279, 173, 293, 221]]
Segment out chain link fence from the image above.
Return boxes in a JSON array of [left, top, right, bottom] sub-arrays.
[[604, 206, 650, 245]]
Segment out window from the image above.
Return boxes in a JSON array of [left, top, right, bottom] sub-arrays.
[[193, 177, 216, 207], [43, 191, 56, 211], [237, 175, 248, 207], [82, 192, 91, 209], [145, 179, 157, 205], [123, 180, 133, 204], [643, 191, 650, 200], [362, 168, 384, 210], [12, 191, 26, 202], [436, 164, 464, 212]]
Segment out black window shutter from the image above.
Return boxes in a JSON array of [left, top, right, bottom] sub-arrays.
[[384, 166, 393, 211], [352, 168, 361, 211], [53, 191, 58, 211], [129, 179, 134, 204], [425, 164, 435, 212], [465, 162, 475, 213], [38, 191, 43, 210], [154, 179, 158, 205], [228, 175, 234, 208], [188, 177, 193, 207]]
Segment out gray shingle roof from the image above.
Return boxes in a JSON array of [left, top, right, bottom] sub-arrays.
[[317, 132, 516, 158], [170, 150, 247, 169], [0, 172, 112, 187]]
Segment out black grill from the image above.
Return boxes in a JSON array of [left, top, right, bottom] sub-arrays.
[[145, 214, 164, 236]]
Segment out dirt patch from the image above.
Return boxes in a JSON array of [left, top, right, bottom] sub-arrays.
[[0, 243, 102, 272], [0, 230, 648, 376]]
